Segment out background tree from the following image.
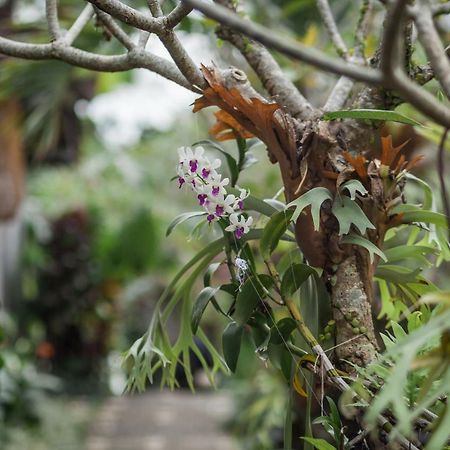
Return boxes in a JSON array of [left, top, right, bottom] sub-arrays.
[[1, 0, 450, 449]]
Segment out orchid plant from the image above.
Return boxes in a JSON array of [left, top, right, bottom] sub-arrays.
[[177, 145, 253, 239]]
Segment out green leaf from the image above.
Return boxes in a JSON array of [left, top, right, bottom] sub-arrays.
[[384, 245, 436, 264], [260, 209, 294, 259], [203, 262, 222, 286], [322, 109, 422, 126], [342, 233, 387, 263], [394, 207, 448, 228], [287, 187, 333, 230], [194, 140, 239, 186], [222, 321, 244, 373], [302, 437, 337, 450], [339, 179, 368, 200], [281, 263, 316, 299], [234, 274, 274, 325], [375, 265, 423, 283], [166, 211, 206, 236], [269, 317, 298, 345], [267, 343, 292, 381], [191, 286, 220, 334], [332, 196, 375, 235], [284, 388, 293, 450]]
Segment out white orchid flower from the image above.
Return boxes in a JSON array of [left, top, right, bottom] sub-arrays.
[[225, 213, 253, 239]]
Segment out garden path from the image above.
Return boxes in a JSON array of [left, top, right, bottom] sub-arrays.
[[84, 390, 238, 450]]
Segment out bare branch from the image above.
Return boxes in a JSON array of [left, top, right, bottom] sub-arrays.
[[87, 0, 161, 33], [380, 0, 450, 128], [354, 0, 372, 60], [323, 75, 354, 111], [184, 0, 383, 84], [45, 0, 61, 40], [0, 35, 196, 91], [316, 0, 348, 58], [64, 4, 95, 45], [138, 31, 150, 48], [94, 8, 135, 50], [412, 3, 450, 100], [146, 0, 205, 89], [91, 0, 204, 87], [165, 3, 193, 28]]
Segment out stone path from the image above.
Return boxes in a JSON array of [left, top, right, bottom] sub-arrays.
[[85, 391, 238, 450]]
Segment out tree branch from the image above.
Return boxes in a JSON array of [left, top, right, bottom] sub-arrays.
[[323, 75, 354, 111], [146, 0, 204, 90], [316, 0, 348, 58], [87, 0, 161, 33], [0, 35, 196, 90], [184, 0, 383, 84], [165, 2, 193, 28], [380, 0, 450, 128], [94, 8, 135, 50], [412, 2, 450, 100], [354, 0, 372, 60], [64, 4, 95, 45], [46, 0, 61, 40], [214, 0, 314, 120]]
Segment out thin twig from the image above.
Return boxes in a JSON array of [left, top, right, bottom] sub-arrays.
[[46, 0, 61, 40], [379, 0, 450, 128], [165, 2, 193, 28], [95, 8, 135, 50], [437, 128, 450, 240], [413, 2, 450, 100], [316, 0, 348, 58], [64, 4, 95, 45], [354, 0, 372, 60]]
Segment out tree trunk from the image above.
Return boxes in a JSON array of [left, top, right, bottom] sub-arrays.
[[286, 120, 380, 372]]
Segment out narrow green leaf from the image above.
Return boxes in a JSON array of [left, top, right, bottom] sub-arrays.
[[284, 387, 293, 450], [395, 208, 448, 228], [384, 245, 436, 264], [322, 109, 422, 126], [287, 187, 333, 230], [339, 179, 368, 200], [302, 437, 337, 450], [222, 321, 244, 373], [375, 265, 423, 283], [281, 263, 316, 299], [342, 233, 387, 263], [332, 196, 375, 235], [191, 286, 220, 334], [166, 211, 206, 236], [234, 274, 274, 325], [260, 209, 294, 259]]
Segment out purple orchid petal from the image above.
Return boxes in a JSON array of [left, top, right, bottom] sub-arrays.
[[215, 205, 224, 217], [235, 227, 245, 239], [189, 159, 198, 173], [201, 168, 210, 179], [178, 177, 185, 188], [197, 194, 207, 206]]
